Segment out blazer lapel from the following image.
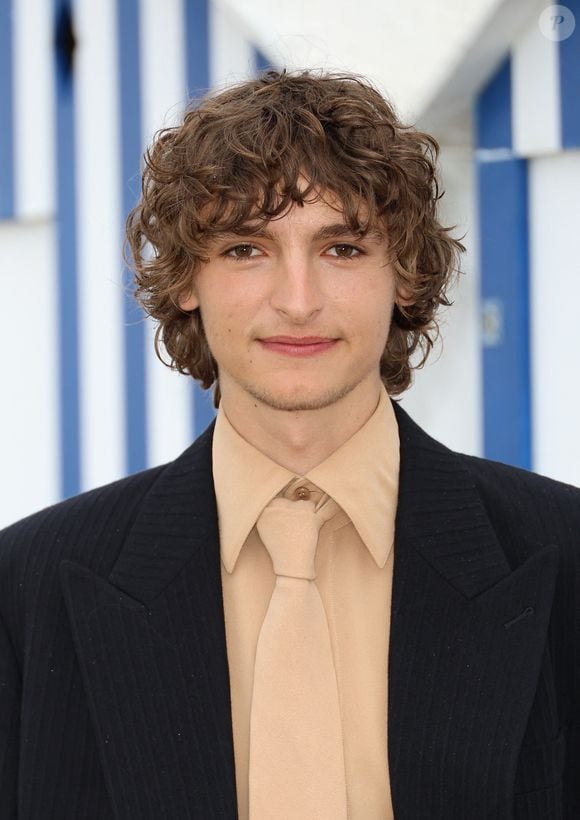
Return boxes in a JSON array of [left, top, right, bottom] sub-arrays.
[[59, 420, 238, 819], [389, 402, 559, 819], [59, 400, 559, 819]]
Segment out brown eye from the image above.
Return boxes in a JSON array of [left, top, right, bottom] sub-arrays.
[[227, 244, 258, 259], [328, 244, 361, 259]]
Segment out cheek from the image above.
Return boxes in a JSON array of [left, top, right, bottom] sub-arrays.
[[202, 303, 245, 349], [353, 289, 394, 323], [360, 294, 396, 348]]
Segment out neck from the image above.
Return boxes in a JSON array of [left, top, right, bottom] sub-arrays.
[[219, 374, 383, 474]]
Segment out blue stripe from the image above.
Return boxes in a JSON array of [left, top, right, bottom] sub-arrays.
[[184, 0, 209, 95], [559, 0, 580, 148], [0, 0, 15, 219], [475, 54, 532, 469], [117, 0, 148, 472], [184, 0, 216, 436], [475, 54, 512, 150], [54, 0, 81, 497], [254, 47, 271, 73], [477, 158, 532, 469]]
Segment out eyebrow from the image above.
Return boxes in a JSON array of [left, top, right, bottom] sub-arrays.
[[214, 223, 386, 244]]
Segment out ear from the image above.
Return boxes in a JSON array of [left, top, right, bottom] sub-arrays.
[[395, 284, 414, 308], [178, 287, 200, 311]]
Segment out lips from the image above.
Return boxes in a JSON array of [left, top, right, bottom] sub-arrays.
[[258, 338, 339, 357], [260, 336, 336, 345]]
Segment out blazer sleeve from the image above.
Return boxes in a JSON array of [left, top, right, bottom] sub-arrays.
[[0, 605, 19, 817]]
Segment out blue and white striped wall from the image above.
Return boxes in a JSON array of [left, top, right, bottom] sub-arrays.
[[475, 0, 580, 484], [2, 0, 579, 529], [0, 0, 273, 527]]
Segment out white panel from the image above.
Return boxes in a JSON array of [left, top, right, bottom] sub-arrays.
[[529, 153, 580, 486], [209, 0, 255, 89], [512, 12, 560, 156], [140, 0, 194, 466], [75, 0, 125, 490], [13, 0, 55, 218], [141, 0, 187, 143], [0, 221, 59, 528], [221, 0, 507, 120], [399, 144, 482, 457]]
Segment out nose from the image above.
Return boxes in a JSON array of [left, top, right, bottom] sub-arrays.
[[269, 253, 324, 322]]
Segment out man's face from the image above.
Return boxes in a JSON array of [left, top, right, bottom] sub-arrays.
[[179, 193, 400, 414]]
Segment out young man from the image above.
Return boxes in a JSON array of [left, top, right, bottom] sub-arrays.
[[0, 70, 578, 819]]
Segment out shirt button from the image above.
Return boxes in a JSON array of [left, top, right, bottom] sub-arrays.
[[294, 486, 311, 500]]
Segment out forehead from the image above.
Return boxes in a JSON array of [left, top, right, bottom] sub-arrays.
[[210, 217, 387, 255], [216, 192, 384, 239], [194, 171, 389, 252]]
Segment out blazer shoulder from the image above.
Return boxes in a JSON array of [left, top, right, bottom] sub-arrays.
[[0, 463, 167, 577], [458, 451, 580, 565], [460, 451, 580, 507]]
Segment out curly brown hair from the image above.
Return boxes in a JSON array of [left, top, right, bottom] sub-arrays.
[[125, 68, 466, 409]]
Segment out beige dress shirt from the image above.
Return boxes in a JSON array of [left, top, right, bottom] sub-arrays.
[[212, 385, 399, 819]]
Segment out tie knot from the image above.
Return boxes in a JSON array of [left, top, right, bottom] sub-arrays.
[[256, 495, 338, 579]]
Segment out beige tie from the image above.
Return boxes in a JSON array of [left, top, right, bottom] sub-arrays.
[[248, 493, 348, 820]]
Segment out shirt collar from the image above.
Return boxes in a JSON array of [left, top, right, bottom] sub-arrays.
[[212, 384, 400, 572]]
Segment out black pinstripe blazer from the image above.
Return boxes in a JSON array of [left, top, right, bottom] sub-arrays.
[[0, 401, 579, 819]]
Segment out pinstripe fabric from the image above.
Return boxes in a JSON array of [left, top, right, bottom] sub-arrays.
[[0, 402, 579, 818], [0, 466, 165, 817]]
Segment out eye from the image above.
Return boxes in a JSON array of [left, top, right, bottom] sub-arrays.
[[224, 243, 262, 259], [326, 244, 363, 259]]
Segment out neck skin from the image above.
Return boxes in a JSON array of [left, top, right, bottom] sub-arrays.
[[218, 368, 383, 475]]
